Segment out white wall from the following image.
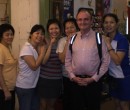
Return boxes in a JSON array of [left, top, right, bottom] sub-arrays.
[[74, 0, 95, 17], [11, 0, 40, 58], [0, 0, 9, 24]]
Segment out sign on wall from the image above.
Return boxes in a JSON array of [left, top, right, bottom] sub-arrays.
[[52, 0, 63, 22], [63, 0, 74, 20]]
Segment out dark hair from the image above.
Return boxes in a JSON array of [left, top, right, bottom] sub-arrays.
[[46, 19, 61, 32], [63, 18, 79, 33], [0, 23, 15, 41], [102, 13, 119, 23], [30, 24, 45, 35], [76, 7, 94, 18]]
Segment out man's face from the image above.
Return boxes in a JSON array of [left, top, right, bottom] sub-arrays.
[[76, 11, 93, 31]]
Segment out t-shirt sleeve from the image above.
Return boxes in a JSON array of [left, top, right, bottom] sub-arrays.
[[56, 38, 66, 53], [117, 37, 129, 52], [20, 45, 33, 57], [0, 48, 4, 64]]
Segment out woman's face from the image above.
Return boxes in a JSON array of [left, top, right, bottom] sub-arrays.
[[30, 29, 45, 44], [48, 23, 60, 38], [103, 16, 118, 34], [65, 21, 77, 37], [1, 30, 14, 46]]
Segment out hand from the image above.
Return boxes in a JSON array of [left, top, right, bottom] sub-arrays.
[[38, 44, 47, 55], [103, 35, 112, 48], [43, 38, 47, 45], [79, 77, 95, 86], [72, 77, 82, 84], [4, 90, 12, 101], [68, 33, 76, 39], [50, 37, 56, 44]]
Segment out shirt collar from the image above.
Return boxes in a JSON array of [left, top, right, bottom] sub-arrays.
[[80, 29, 92, 38]]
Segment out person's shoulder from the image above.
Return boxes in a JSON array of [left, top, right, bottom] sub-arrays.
[[20, 42, 32, 52], [59, 36, 67, 41], [117, 33, 128, 41], [0, 43, 3, 49], [76, 31, 81, 36], [114, 32, 126, 41], [0, 44, 3, 52]]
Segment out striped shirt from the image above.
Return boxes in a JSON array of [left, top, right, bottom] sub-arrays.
[[40, 44, 62, 79]]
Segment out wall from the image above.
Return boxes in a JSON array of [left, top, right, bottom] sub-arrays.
[[111, 0, 127, 34], [0, 0, 128, 57], [11, 0, 40, 58], [74, 0, 95, 17], [40, 0, 49, 28], [0, 0, 10, 24]]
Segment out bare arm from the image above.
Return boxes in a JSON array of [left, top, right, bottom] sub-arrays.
[[42, 37, 56, 64], [0, 65, 11, 100], [22, 45, 46, 71], [103, 36, 125, 65]]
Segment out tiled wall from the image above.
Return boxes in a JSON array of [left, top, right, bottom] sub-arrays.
[[74, 0, 95, 17]]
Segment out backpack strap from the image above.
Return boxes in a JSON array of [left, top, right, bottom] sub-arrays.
[[69, 34, 77, 54], [69, 32, 102, 75], [96, 32, 102, 75], [96, 32, 102, 59]]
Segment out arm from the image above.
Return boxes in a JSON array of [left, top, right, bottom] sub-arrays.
[[42, 43, 52, 64], [104, 36, 126, 65], [22, 44, 46, 71], [0, 65, 11, 100], [42, 37, 56, 64]]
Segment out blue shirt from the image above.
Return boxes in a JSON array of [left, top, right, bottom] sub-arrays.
[[109, 32, 130, 77]]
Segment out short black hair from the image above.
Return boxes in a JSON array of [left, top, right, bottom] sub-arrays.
[[0, 23, 15, 41], [63, 18, 79, 33], [29, 24, 45, 39], [103, 13, 119, 23], [30, 24, 45, 35]]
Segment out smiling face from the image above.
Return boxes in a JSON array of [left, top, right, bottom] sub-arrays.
[[48, 23, 60, 38], [30, 29, 45, 44], [76, 11, 93, 32], [103, 16, 118, 34], [1, 30, 14, 46], [65, 21, 77, 37]]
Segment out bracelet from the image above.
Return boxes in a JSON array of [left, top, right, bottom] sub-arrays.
[[108, 48, 114, 52]]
